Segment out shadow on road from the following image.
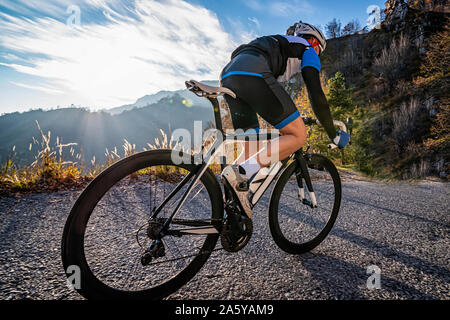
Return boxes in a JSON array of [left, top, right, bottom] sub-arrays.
[[278, 202, 450, 284], [293, 252, 438, 299]]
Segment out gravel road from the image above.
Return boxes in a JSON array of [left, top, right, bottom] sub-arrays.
[[0, 172, 449, 300]]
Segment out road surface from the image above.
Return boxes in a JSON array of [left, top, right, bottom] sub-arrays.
[[0, 172, 448, 300]]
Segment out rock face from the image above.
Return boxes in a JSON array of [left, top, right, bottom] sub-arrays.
[[384, 0, 409, 26], [406, 0, 449, 12], [384, 0, 449, 27]]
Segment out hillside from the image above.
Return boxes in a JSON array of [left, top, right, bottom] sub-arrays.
[[104, 80, 219, 115], [0, 0, 448, 180], [284, 0, 449, 179], [0, 94, 214, 165]]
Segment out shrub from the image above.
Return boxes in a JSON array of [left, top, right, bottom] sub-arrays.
[[373, 33, 410, 85], [392, 97, 422, 147]]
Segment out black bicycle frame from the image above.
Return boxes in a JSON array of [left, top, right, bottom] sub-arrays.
[[152, 96, 315, 237]]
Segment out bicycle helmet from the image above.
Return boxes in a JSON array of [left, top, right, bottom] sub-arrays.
[[286, 21, 327, 53]]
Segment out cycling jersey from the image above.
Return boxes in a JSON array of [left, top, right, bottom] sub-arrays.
[[223, 35, 321, 82]]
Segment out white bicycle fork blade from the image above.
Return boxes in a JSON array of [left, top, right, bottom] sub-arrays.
[[309, 191, 317, 208], [298, 187, 305, 200], [298, 187, 318, 208]]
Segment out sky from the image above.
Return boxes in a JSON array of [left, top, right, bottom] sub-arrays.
[[0, 0, 386, 114]]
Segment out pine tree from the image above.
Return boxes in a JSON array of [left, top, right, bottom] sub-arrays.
[[326, 72, 356, 164], [327, 72, 355, 119]]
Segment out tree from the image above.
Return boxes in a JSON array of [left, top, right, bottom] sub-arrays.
[[327, 72, 355, 117], [325, 18, 341, 39], [327, 72, 356, 164], [420, 24, 450, 78], [342, 19, 361, 36]]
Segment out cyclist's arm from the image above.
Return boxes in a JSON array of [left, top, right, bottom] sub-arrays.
[[301, 67, 336, 139], [300, 48, 336, 140]]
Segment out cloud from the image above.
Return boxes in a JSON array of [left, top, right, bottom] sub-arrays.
[[0, 0, 236, 108], [248, 17, 260, 29], [10, 81, 64, 95], [245, 0, 263, 11], [269, 1, 315, 17], [226, 16, 257, 43]]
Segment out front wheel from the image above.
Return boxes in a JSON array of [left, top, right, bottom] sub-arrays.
[[268, 154, 341, 254], [61, 150, 223, 300]]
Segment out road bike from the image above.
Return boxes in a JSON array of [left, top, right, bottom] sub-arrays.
[[61, 80, 349, 299]]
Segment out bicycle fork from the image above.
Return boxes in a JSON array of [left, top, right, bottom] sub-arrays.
[[295, 151, 317, 208]]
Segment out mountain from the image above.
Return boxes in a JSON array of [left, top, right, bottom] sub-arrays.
[[0, 94, 215, 166], [105, 80, 219, 115]]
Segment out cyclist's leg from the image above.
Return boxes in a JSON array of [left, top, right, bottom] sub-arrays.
[[224, 95, 259, 132], [220, 51, 275, 166], [223, 93, 266, 165], [222, 74, 307, 169]]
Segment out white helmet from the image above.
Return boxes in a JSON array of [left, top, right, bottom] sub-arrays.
[[287, 21, 327, 53]]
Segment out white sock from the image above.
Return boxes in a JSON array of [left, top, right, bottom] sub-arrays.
[[239, 156, 261, 179]]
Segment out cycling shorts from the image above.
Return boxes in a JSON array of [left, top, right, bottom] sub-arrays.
[[220, 51, 299, 131]]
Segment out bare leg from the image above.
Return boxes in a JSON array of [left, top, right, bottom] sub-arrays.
[[233, 140, 267, 164], [236, 117, 307, 168]]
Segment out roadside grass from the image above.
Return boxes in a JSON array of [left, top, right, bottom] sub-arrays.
[[0, 123, 222, 196]]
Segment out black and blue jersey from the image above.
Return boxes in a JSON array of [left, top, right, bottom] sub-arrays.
[[221, 35, 320, 82]]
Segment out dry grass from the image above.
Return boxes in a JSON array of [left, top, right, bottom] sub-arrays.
[[392, 97, 422, 145], [0, 121, 88, 196], [373, 33, 410, 85], [0, 122, 225, 196]]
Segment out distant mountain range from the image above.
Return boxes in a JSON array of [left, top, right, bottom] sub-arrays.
[[0, 93, 216, 166], [103, 80, 219, 115]]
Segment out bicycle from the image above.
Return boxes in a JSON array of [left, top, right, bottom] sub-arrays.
[[61, 80, 349, 300]]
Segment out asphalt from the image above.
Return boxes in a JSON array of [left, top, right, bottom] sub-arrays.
[[0, 173, 448, 300]]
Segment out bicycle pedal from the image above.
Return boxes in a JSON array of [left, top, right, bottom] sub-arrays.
[[237, 181, 249, 191]]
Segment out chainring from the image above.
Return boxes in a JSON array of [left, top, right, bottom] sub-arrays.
[[220, 213, 253, 252]]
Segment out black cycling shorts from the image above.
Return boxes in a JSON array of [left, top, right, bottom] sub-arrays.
[[220, 51, 299, 131]]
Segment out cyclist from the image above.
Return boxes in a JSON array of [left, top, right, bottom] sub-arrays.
[[220, 21, 350, 217]]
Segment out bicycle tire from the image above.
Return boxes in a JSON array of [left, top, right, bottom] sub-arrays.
[[61, 149, 223, 300], [268, 153, 341, 254]]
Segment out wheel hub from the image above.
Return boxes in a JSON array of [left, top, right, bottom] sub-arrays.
[[146, 218, 165, 240]]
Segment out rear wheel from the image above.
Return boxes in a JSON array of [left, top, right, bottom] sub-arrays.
[[269, 154, 341, 254], [61, 150, 223, 299]]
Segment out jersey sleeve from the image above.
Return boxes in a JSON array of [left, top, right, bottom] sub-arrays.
[[301, 47, 321, 72]]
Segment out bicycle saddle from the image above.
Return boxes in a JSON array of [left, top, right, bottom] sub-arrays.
[[185, 80, 236, 99]]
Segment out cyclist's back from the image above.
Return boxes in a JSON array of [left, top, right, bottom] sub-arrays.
[[227, 34, 318, 81]]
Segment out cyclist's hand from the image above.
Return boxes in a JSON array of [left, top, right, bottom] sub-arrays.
[[331, 130, 350, 149]]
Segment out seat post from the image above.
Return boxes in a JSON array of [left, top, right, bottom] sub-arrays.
[[207, 97, 228, 172], [207, 97, 224, 135]]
